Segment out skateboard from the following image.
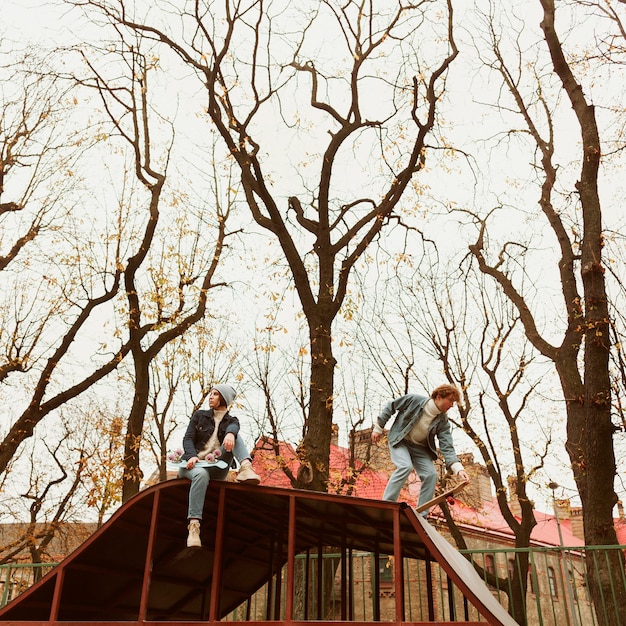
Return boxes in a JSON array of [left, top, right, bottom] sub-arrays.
[[167, 459, 229, 470], [414, 480, 469, 514], [167, 455, 232, 480]]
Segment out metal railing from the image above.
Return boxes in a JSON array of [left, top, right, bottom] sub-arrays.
[[2, 546, 625, 625], [0, 562, 57, 609], [459, 545, 626, 626], [222, 546, 625, 625]]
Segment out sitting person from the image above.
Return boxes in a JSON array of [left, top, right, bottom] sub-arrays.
[[178, 384, 260, 547]]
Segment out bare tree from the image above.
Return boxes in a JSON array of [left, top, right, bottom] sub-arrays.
[[355, 255, 550, 624], [0, 54, 75, 273], [463, 0, 626, 618], [446, 289, 548, 626], [79, 406, 126, 527], [0, 45, 235, 512], [73, 41, 238, 501], [245, 322, 309, 486], [0, 420, 90, 565], [575, 0, 626, 517], [0, 52, 130, 474], [69, 0, 460, 491]]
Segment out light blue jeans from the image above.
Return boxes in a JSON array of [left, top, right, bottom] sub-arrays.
[[178, 436, 250, 520], [382, 440, 438, 517]]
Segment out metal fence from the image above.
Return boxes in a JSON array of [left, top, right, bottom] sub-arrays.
[[222, 546, 625, 625], [0, 562, 57, 609], [459, 545, 625, 626], [2, 546, 625, 625]]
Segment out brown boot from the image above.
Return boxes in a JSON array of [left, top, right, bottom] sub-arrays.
[[187, 519, 201, 547], [236, 459, 261, 484]]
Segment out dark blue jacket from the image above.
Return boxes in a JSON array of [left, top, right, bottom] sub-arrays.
[[181, 409, 240, 461]]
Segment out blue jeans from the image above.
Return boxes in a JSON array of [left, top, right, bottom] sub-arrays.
[[178, 436, 250, 520], [382, 440, 438, 517]]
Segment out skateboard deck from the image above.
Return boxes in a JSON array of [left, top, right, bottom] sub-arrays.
[[168, 453, 233, 480], [167, 459, 229, 470], [414, 479, 469, 513]]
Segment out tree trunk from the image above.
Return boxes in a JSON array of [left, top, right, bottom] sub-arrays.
[[539, 1, 626, 620], [295, 317, 336, 492], [579, 181, 625, 623], [508, 550, 531, 626], [122, 357, 150, 502]]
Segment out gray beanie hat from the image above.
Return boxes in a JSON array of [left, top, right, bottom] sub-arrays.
[[212, 384, 237, 408]]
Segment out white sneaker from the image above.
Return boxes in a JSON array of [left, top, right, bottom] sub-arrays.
[[187, 520, 201, 547], [236, 460, 261, 484]]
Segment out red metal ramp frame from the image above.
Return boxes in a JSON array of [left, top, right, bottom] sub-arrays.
[[0, 479, 517, 625]]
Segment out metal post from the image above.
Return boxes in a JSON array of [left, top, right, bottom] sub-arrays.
[[548, 482, 579, 626]]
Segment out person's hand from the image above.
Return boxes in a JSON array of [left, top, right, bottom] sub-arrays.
[[186, 456, 199, 469], [457, 469, 470, 483], [372, 430, 383, 444], [223, 432, 235, 452]]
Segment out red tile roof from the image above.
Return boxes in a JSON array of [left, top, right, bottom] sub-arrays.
[[425, 498, 585, 547], [252, 437, 411, 502], [251, 437, 623, 549]]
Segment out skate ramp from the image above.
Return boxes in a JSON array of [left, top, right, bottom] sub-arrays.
[[0, 479, 517, 625]]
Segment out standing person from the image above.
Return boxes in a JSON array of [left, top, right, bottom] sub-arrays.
[[371, 384, 469, 517], [179, 384, 260, 547]]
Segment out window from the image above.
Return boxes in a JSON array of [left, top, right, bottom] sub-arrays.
[[507, 558, 516, 582], [482, 554, 496, 590], [485, 554, 495, 576], [528, 566, 536, 594], [378, 556, 393, 583], [548, 566, 558, 597], [568, 569, 579, 604], [373, 555, 395, 599]]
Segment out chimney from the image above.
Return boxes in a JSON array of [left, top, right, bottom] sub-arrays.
[[455, 453, 493, 506], [618, 500, 624, 520], [554, 498, 571, 521], [331, 423, 339, 447], [458, 452, 475, 466], [507, 476, 522, 517], [570, 506, 585, 541], [350, 427, 396, 473]]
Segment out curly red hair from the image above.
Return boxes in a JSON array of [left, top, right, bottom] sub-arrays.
[[431, 384, 461, 403]]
